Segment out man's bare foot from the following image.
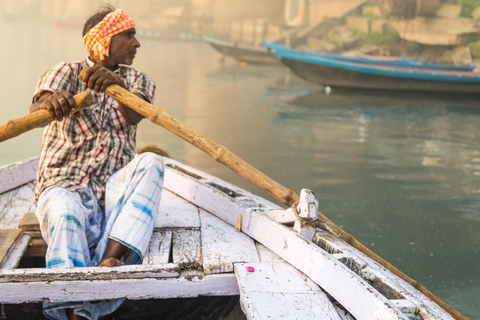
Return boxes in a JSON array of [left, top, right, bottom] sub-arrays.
[[98, 257, 125, 267]]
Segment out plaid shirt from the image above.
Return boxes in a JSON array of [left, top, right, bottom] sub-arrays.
[[33, 58, 156, 206]]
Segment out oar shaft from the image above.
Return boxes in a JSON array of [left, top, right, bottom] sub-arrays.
[[104, 84, 299, 206], [0, 92, 94, 143]]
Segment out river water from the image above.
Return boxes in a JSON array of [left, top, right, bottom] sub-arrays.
[[0, 16, 479, 319]]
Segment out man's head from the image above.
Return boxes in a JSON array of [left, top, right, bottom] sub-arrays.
[[82, 4, 115, 38], [83, 5, 140, 69]]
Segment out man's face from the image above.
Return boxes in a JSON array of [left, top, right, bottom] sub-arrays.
[[107, 28, 140, 66]]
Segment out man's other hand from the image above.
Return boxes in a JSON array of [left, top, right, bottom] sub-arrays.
[[82, 65, 127, 93]]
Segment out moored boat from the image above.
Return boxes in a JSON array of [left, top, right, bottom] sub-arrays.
[[271, 49, 480, 95], [0, 156, 467, 320], [203, 36, 279, 65], [262, 41, 476, 72]]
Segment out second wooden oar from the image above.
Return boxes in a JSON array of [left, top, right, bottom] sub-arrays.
[[0, 92, 94, 143], [78, 68, 468, 320]]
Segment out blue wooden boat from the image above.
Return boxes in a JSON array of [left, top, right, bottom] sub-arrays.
[[271, 49, 480, 95], [263, 41, 476, 72]]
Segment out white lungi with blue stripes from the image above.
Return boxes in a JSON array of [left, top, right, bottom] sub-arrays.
[[35, 153, 164, 320]]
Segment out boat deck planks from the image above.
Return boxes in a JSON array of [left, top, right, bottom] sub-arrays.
[[143, 230, 172, 265], [235, 261, 342, 320], [172, 229, 201, 269], [200, 209, 259, 274]]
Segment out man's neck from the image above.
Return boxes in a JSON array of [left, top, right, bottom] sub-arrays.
[[89, 55, 118, 71]]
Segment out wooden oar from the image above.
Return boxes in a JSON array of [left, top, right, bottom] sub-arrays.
[[79, 68, 468, 320], [0, 92, 94, 143]]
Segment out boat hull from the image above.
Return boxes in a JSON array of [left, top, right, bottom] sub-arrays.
[[280, 57, 480, 95]]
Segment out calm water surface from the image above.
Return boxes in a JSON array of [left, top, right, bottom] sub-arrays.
[[1, 17, 479, 319]]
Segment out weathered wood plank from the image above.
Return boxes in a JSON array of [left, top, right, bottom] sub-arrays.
[[0, 157, 38, 194], [0, 273, 238, 304], [0, 229, 21, 268], [0, 182, 36, 230], [172, 229, 201, 270], [235, 262, 342, 320], [241, 291, 342, 319], [235, 261, 320, 292], [18, 212, 39, 231], [142, 230, 172, 265], [1, 233, 31, 269], [155, 189, 201, 229], [0, 264, 179, 283], [200, 209, 259, 274]]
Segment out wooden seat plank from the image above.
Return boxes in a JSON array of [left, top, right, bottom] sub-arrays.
[[200, 209, 259, 274], [235, 261, 342, 320], [0, 229, 22, 268], [0, 272, 237, 304], [18, 212, 40, 231]]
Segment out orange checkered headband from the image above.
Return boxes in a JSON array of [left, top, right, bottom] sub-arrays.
[[83, 9, 135, 60]]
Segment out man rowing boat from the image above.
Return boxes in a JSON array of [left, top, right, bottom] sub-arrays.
[[30, 5, 164, 320]]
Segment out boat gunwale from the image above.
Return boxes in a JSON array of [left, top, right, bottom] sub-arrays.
[[0, 156, 38, 194], [262, 40, 476, 71]]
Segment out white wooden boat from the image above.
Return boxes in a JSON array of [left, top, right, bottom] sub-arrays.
[[0, 156, 463, 320]]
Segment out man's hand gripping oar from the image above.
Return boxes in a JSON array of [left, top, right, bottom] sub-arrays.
[[0, 92, 94, 143]]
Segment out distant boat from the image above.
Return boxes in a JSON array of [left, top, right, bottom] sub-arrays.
[[263, 41, 476, 72], [270, 49, 480, 95], [204, 36, 279, 65]]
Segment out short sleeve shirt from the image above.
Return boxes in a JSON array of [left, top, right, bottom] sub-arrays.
[[33, 59, 156, 205]]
